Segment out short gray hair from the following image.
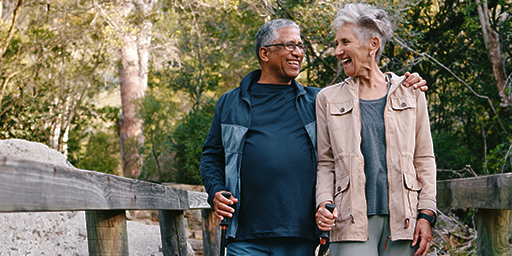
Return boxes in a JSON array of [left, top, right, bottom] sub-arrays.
[[255, 19, 301, 63], [332, 4, 393, 60]]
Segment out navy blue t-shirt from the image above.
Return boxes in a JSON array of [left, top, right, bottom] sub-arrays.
[[235, 82, 316, 241]]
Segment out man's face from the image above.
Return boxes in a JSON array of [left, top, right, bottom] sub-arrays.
[[262, 27, 305, 84]]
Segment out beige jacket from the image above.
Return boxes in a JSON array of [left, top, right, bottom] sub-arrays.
[[316, 73, 436, 242]]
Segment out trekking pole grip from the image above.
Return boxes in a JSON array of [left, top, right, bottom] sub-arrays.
[[220, 192, 232, 226], [319, 203, 335, 239]]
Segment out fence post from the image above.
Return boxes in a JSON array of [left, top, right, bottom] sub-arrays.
[[159, 210, 188, 256], [85, 210, 129, 256], [477, 209, 512, 256], [201, 208, 220, 256]]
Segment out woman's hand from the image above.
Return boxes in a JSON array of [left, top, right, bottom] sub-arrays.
[[412, 210, 434, 256], [212, 191, 238, 220], [403, 72, 428, 92], [315, 201, 337, 231]]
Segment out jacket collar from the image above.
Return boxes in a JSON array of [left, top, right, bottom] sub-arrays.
[[342, 72, 406, 99], [384, 72, 406, 95], [239, 70, 306, 102]]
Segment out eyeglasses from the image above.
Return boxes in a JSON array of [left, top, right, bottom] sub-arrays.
[[263, 42, 307, 52]]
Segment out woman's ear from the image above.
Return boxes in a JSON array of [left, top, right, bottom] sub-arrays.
[[369, 35, 380, 54]]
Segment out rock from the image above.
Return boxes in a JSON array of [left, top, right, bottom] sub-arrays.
[[0, 211, 88, 255], [0, 139, 73, 168]]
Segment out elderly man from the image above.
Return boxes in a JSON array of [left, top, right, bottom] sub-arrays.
[[200, 19, 426, 256]]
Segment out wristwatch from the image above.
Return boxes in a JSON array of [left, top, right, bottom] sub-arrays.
[[417, 212, 436, 227]]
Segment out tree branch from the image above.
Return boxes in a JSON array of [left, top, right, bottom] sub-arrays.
[[0, 0, 24, 61], [394, 36, 506, 132]]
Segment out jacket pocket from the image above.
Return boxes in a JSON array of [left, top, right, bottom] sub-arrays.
[[401, 155, 423, 218], [334, 175, 352, 222], [390, 96, 416, 111], [329, 102, 353, 115], [328, 101, 355, 147]]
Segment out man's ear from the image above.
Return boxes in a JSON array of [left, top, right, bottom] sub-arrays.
[[259, 47, 270, 63]]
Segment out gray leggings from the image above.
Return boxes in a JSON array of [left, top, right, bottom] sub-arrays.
[[329, 215, 418, 256]]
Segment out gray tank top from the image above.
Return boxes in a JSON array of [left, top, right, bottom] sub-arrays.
[[360, 78, 390, 215]]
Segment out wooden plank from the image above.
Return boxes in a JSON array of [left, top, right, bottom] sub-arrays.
[[159, 210, 188, 256], [86, 210, 129, 255], [188, 191, 210, 209], [437, 173, 512, 209], [201, 208, 220, 256], [0, 156, 188, 212], [477, 209, 512, 256]]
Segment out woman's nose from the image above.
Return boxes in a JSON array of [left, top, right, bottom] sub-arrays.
[[335, 47, 344, 57]]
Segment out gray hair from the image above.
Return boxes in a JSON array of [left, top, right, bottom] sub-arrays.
[[332, 4, 393, 60], [255, 19, 301, 63]]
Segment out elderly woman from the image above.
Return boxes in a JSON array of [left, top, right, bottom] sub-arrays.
[[315, 4, 436, 256]]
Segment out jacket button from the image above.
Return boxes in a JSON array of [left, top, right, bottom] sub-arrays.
[[404, 217, 410, 228], [340, 107, 345, 113], [401, 102, 406, 107], [337, 186, 342, 192]]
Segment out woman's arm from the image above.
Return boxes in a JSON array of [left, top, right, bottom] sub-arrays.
[[413, 91, 437, 212], [412, 91, 437, 256], [315, 90, 336, 207]]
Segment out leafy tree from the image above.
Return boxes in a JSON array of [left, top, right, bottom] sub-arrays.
[[68, 105, 122, 175], [0, 0, 113, 157], [136, 90, 178, 182], [398, 0, 511, 175], [73, 130, 121, 175], [171, 100, 216, 185], [141, 0, 265, 182]]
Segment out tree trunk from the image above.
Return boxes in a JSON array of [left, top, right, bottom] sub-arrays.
[[477, 209, 512, 256], [119, 31, 144, 178], [476, 0, 510, 107], [118, 0, 152, 178]]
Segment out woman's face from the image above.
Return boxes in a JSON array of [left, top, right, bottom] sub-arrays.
[[334, 24, 372, 77]]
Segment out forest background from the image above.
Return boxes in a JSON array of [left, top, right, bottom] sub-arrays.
[[0, 0, 510, 253]]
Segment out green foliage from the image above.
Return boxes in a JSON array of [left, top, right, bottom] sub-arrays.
[[171, 100, 216, 185], [485, 136, 512, 174], [137, 90, 178, 182], [0, 83, 45, 139], [73, 130, 121, 175], [143, 0, 265, 183], [68, 105, 122, 175], [0, 0, 113, 156], [150, 0, 263, 99], [398, 0, 512, 175]]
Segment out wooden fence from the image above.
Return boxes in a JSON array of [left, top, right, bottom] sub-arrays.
[[437, 173, 512, 255], [0, 156, 212, 255], [0, 155, 511, 256]]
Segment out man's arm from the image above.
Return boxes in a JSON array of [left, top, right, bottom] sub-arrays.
[[200, 101, 228, 202], [200, 101, 236, 220]]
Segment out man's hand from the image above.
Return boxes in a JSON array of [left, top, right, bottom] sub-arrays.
[[213, 191, 238, 220], [403, 72, 428, 92], [315, 201, 337, 231], [412, 210, 434, 256]]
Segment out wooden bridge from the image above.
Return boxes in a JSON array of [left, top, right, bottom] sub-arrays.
[[0, 156, 511, 255]]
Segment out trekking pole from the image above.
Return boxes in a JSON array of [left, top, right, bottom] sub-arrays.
[[219, 192, 232, 256], [317, 203, 335, 256]]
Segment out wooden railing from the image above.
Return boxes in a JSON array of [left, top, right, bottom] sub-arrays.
[[437, 173, 512, 256], [1, 155, 511, 256], [0, 156, 212, 255]]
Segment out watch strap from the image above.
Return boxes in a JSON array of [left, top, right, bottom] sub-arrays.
[[417, 212, 436, 227]]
